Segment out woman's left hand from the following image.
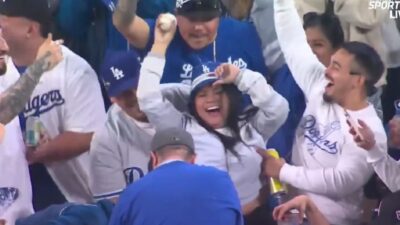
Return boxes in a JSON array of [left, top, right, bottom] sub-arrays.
[[213, 63, 241, 85]]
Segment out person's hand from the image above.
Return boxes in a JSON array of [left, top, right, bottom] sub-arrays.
[[348, 119, 376, 151], [36, 33, 63, 72], [0, 219, 6, 225], [26, 129, 51, 164], [273, 195, 309, 222], [389, 118, 400, 148], [256, 149, 285, 179], [213, 63, 241, 86], [154, 13, 177, 46]]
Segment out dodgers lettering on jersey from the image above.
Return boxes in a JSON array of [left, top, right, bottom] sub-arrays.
[[140, 17, 268, 85], [300, 115, 340, 155], [23, 90, 66, 118]]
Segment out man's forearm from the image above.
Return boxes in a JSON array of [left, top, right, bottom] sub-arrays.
[[113, 0, 138, 30], [40, 132, 93, 163], [0, 52, 52, 124]]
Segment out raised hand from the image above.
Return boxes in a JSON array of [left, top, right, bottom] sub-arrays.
[[36, 33, 63, 72], [348, 119, 376, 151], [154, 13, 177, 46], [213, 63, 241, 86]]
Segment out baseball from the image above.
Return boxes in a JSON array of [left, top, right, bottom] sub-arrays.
[[159, 13, 176, 32]]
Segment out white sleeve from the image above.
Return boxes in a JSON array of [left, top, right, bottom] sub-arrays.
[[0, 120, 33, 224], [334, 0, 388, 29], [89, 123, 126, 200], [366, 145, 400, 193], [64, 66, 106, 132], [274, 0, 326, 99], [137, 54, 185, 130], [160, 83, 191, 113], [280, 137, 380, 198], [235, 69, 289, 141]]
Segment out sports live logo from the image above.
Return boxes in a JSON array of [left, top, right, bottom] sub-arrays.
[[369, 0, 400, 19]]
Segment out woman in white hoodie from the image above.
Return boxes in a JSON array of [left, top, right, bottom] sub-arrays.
[[137, 14, 289, 219]]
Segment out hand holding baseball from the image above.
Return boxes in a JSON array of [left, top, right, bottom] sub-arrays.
[[154, 13, 177, 46]]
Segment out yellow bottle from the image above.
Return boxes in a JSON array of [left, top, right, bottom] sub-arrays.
[[267, 149, 288, 205]]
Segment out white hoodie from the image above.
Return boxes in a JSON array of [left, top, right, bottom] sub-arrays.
[[137, 53, 289, 206], [274, 0, 387, 224]]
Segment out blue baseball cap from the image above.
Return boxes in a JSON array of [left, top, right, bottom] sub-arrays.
[[176, 0, 221, 21], [190, 61, 221, 97], [100, 50, 141, 97]]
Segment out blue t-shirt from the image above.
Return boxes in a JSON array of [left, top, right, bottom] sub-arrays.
[[109, 161, 243, 225], [139, 18, 268, 84]]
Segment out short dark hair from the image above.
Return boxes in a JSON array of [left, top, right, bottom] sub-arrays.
[[155, 145, 195, 160], [341, 41, 384, 96], [303, 12, 344, 49]]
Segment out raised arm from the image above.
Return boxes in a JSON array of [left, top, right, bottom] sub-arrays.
[[137, 14, 185, 130], [349, 119, 400, 192], [0, 35, 63, 124], [235, 69, 289, 141], [274, 0, 326, 98], [112, 0, 150, 49]]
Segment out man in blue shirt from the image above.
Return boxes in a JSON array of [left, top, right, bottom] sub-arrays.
[[108, 127, 243, 225], [112, 0, 267, 84]]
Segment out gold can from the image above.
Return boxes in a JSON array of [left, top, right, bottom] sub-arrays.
[[267, 149, 287, 195]]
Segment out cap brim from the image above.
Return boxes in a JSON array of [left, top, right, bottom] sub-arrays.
[[107, 77, 138, 97], [190, 78, 218, 98]]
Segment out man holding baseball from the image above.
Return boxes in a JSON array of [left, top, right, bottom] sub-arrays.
[[113, 0, 268, 85]]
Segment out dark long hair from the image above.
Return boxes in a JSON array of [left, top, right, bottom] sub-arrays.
[[303, 12, 344, 49], [189, 84, 258, 157]]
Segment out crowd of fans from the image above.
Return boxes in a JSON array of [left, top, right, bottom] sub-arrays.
[[0, 0, 400, 225]]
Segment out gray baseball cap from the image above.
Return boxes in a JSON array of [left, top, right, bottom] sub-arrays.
[[151, 127, 195, 153]]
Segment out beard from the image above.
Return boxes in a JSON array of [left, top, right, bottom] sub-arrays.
[[323, 93, 334, 103]]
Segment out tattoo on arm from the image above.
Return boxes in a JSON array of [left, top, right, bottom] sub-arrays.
[[113, 0, 138, 29], [0, 51, 52, 124]]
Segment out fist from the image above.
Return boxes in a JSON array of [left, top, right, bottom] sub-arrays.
[[154, 13, 177, 46], [213, 63, 241, 86], [159, 13, 176, 32], [36, 33, 64, 71]]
